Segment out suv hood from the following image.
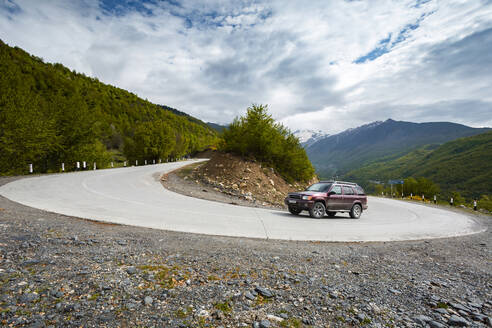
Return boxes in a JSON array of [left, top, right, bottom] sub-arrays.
[[288, 191, 324, 196]]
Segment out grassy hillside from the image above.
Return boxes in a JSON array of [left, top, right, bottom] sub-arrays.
[[345, 131, 492, 198], [0, 40, 218, 174], [307, 119, 490, 178]]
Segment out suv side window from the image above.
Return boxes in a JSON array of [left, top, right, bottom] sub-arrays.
[[355, 186, 365, 195], [331, 186, 342, 195], [342, 186, 355, 195]]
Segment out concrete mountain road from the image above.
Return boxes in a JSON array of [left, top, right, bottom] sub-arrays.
[[0, 159, 484, 242]]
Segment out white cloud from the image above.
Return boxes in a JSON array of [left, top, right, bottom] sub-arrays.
[[1, 0, 491, 133]]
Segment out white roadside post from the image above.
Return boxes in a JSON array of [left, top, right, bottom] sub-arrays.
[[135, 160, 138, 166], [153, 159, 155, 164], [93, 162, 96, 170], [159, 159, 161, 163], [145, 160, 147, 165], [124, 161, 126, 167], [62, 163, 65, 172], [29, 164, 33, 174], [111, 162, 114, 168], [76, 161, 80, 170], [83, 161, 86, 169]]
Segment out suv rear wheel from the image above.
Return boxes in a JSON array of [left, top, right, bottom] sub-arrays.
[[309, 202, 326, 219], [288, 206, 302, 215], [350, 204, 362, 219]]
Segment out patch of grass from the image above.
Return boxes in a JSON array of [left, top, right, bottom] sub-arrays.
[[361, 317, 372, 325], [207, 275, 220, 281], [437, 302, 448, 309], [254, 295, 272, 306], [280, 317, 302, 328], [214, 301, 232, 314], [88, 293, 100, 301], [138, 264, 184, 289], [174, 307, 193, 319]]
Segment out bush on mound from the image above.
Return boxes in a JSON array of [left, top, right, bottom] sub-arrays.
[[220, 104, 315, 183]]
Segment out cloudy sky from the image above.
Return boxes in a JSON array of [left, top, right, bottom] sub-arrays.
[[1, 0, 491, 133]]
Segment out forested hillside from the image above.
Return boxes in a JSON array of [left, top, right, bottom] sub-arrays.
[[0, 40, 218, 174], [306, 119, 490, 178], [345, 131, 492, 198]]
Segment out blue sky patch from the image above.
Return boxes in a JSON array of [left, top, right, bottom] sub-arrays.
[[99, 0, 159, 17], [354, 34, 391, 64], [0, 0, 21, 15], [354, 11, 433, 64]]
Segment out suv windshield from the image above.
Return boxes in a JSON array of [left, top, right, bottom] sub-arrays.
[[306, 183, 332, 192]]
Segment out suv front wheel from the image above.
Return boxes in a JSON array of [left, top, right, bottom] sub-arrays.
[[350, 204, 362, 219], [309, 202, 326, 219], [288, 206, 302, 215]]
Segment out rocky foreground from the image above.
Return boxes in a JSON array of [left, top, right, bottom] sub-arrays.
[[0, 176, 491, 328]]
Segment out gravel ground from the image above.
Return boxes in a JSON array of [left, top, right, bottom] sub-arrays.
[[0, 175, 491, 328], [161, 170, 283, 210]]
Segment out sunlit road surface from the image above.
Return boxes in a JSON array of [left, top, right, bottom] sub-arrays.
[[0, 159, 485, 242]]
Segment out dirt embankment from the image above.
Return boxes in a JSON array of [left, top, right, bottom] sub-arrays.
[[162, 151, 317, 209]]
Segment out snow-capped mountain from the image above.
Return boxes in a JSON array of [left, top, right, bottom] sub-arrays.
[[293, 129, 329, 148]]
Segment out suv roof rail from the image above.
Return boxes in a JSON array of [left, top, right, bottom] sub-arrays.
[[334, 181, 357, 186], [319, 180, 358, 186]]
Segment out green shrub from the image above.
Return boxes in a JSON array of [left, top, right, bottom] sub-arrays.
[[478, 195, 492, 211], [220, 104, 315, 182]]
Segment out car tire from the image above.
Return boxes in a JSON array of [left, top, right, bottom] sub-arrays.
[[309, 202, 326, 219], [327, 211, 336, 217], [350, 204, 362, 219], [288, 206, 302, 215]]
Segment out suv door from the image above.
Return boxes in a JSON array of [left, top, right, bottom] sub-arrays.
[[342, 186, 356, 210], [327, 185, 343, 210]]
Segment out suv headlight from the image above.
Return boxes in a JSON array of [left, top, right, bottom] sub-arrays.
[[302, 195, 312, 200]]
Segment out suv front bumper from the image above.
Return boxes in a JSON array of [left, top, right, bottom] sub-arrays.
[[284, 198, 314, 210]]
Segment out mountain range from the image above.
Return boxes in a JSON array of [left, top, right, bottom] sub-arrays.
[[305, 119, 490, 179]]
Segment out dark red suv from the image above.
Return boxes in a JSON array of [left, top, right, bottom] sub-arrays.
[[284, 181, 368, 219]]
